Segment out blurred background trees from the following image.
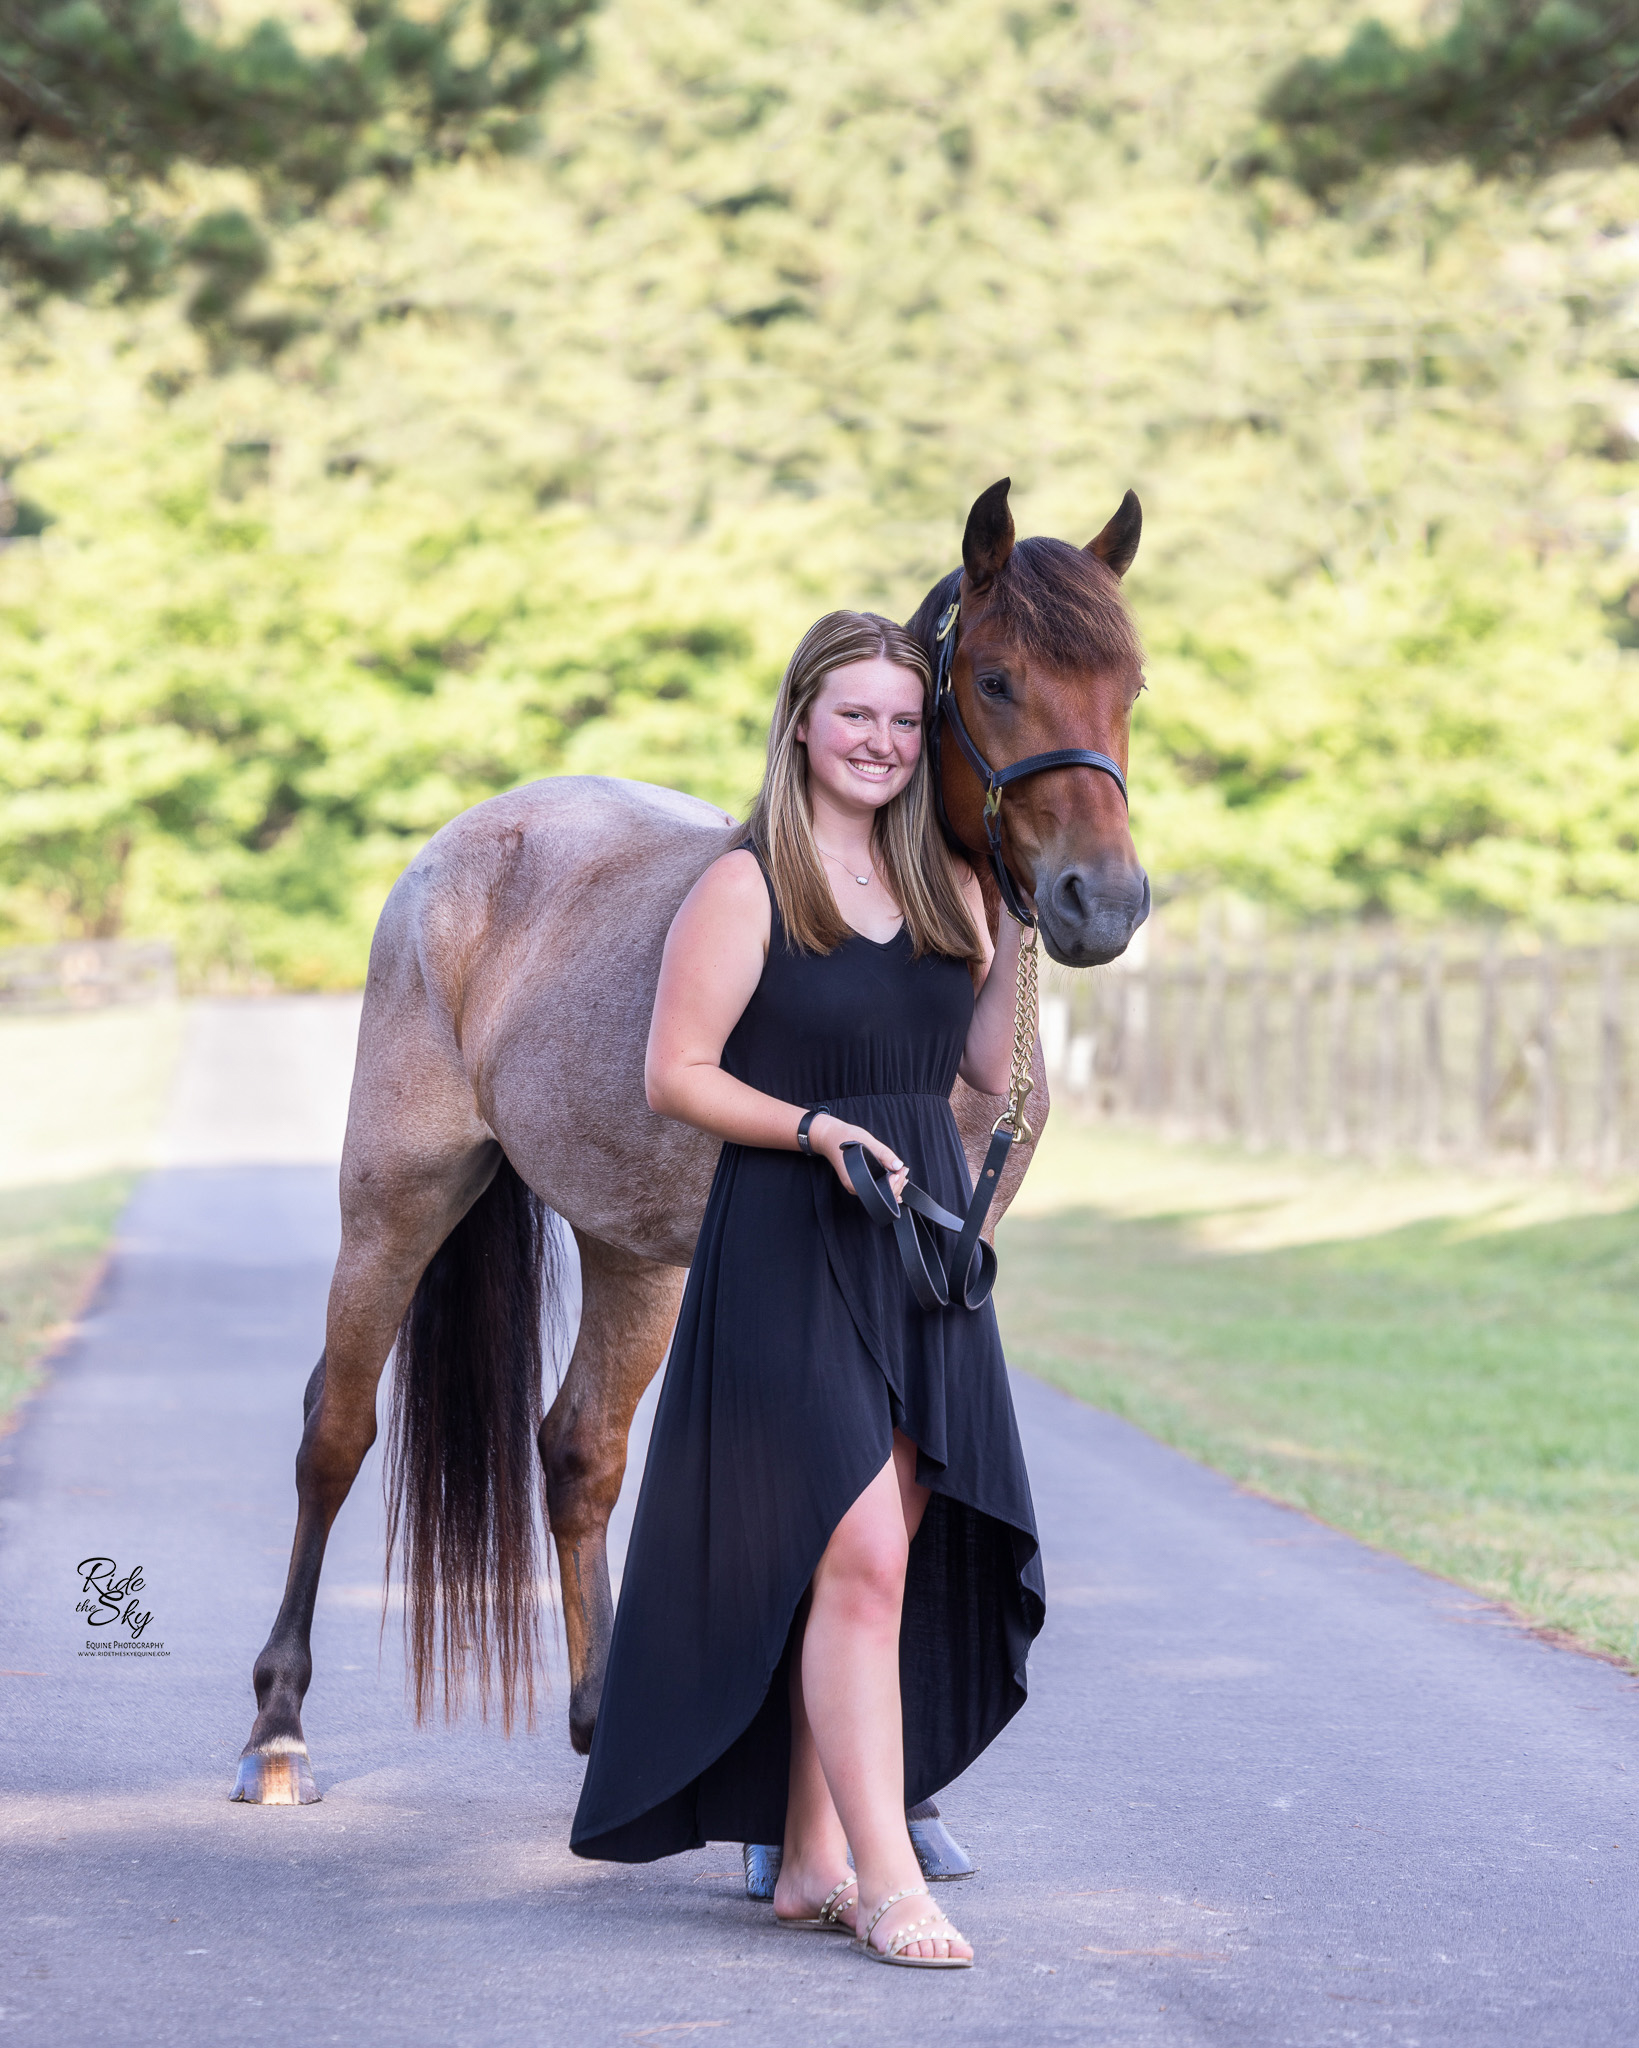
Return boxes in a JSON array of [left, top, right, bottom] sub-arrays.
[[4, 0, 1639, 984], [1257, 1, 1639, 190], [0, 0, 591, 339]]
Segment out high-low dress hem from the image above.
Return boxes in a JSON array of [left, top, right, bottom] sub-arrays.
[[570, 873, 1045, 1864]]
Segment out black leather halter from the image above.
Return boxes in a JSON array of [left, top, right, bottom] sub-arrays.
[[930, 594, 1129, 928]]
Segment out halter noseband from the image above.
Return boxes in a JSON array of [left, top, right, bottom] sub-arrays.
[[930, 594, 1129, 928]]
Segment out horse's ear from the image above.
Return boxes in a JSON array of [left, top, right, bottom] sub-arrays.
[[962, 478, 1015, 590], [1087, 490, 1142, 579]]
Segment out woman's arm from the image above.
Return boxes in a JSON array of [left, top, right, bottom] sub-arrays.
[[956, 867, 1026, 1096], [645, 849, 907, 1194]]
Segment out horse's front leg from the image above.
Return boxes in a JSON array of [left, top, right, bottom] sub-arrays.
[[540, 1235, 685, 1754], [234, 1143, 492, 1802]]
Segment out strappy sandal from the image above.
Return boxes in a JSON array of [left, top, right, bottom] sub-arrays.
[[854, 1884, 973, 1969], [775, 1876, 859, 1934]]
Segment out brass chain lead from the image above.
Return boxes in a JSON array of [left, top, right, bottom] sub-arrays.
[[995, 920, 1039, 1147]]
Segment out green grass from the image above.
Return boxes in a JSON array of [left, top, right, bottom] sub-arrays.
[[0, 1175, 136, 1425], [995, 1125, 1639, 1668]]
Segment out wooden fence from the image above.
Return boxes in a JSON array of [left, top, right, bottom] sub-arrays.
[[0, 939, 177, 1013], [1041, 930, 1635, 1172]]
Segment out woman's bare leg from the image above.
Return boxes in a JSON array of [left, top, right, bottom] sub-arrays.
[[773, 1431, 971, 1961], [771, 1605, 857, 1927]]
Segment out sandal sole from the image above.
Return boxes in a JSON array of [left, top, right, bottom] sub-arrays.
[[857, 1946, 973, 1968]]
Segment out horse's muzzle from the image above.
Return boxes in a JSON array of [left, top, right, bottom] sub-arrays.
[[1035, 857, 1150, 968]]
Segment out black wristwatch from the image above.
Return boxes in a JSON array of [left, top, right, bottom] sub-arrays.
[[796, 1106, 832, 1156]]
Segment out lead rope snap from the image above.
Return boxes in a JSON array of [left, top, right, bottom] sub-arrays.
[[993, 919, 1039, 1148]]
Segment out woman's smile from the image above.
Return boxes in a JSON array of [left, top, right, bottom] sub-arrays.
[[795, 655, 926, 819]]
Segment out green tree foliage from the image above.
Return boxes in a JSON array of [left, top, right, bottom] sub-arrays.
[[1256, 1, 1639, 193], [3, 0, 1639, 984], [0, 0, 591, 338]]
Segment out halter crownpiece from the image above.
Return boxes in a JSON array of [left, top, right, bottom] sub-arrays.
[[930, 592, 1128, 930]]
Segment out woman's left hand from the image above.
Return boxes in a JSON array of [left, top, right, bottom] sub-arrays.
[[806, 1113, 910, 1202]]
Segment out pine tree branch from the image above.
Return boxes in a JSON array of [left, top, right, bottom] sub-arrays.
[[1252, 1, 1639, 193], [0, 0, 594, 328]]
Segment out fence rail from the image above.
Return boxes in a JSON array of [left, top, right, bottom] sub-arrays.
[[0, 939, 177, 1013], [1042, 932, 1635, 1172]]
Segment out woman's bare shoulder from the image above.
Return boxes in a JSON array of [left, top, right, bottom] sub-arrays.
[[669, 846, 770, 943], [693, 846, 767, 908]]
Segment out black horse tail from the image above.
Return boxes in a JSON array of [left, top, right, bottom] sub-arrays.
[[384, 1153, 554, 1733]]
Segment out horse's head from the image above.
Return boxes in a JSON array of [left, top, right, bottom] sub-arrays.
[[910, 477, 1150, 968]]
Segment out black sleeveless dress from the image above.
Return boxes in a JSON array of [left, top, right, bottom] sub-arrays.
[[570, 862, 1046, 1861]]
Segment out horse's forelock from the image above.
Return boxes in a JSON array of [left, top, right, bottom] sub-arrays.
[[908, 539, 1141, 679], [989, 536, 1142, 676]]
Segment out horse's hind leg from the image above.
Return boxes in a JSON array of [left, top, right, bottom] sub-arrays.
[[540, 1234, 684, 1754], [233, 1041, 495, 1803]]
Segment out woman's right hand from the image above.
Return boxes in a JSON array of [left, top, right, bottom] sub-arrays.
[[806, 1113, 908, 1202]]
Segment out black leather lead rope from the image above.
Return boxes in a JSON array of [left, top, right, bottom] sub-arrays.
[[840, 1134, 1012, 1312]]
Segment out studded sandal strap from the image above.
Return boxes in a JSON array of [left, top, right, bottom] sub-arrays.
[[884, 1911, 966, 1959], [818, 1878, 859, 1926], [864, 1885, 930, 1944]]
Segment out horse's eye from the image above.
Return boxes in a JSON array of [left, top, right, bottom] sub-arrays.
[[976, 672, 1009, 699]]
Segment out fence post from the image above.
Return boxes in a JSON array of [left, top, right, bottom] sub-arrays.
[[1326, 945, 1352, 1156], [1140, 945, 1162, 1116], [1373, 939, 1398, 1163], [1478, 930, 1500, 1159], [1204, 944, 1227, 1139], [1420, 941, 1444, 1164], [1290, 948, 1312, 1152], [1174, 954, 1197, 1133], [1599, 944, 1623, 1176], [1327, 942, 1352, 1155], [1118, 971, 1141, 1120], [1533, 941, 1559, 1170], [1247, 940, 1269, 1151]]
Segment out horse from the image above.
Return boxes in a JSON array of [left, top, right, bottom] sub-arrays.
[[231, 476, 1149, 1813]]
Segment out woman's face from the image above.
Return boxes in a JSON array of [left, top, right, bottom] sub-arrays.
[[796, 657, 925, 817]]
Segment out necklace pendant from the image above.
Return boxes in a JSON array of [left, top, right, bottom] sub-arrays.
[[855, 874, 869, 886]]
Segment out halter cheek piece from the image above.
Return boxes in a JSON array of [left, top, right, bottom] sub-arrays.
[[929, 595, 1129, 930]]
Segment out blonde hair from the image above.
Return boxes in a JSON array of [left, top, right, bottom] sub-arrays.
[[743, 610, 982, 961]]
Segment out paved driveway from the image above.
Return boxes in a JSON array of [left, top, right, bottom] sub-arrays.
[[1, 1000, 1634, 2046]]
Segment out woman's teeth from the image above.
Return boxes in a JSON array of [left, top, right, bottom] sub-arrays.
[[848, 759, 893, 777]]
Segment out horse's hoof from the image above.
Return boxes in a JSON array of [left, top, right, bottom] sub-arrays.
[[231, 1746, 320, 1805], [910, 1812, 976, 1880], [743, 1843, 782, 1901]]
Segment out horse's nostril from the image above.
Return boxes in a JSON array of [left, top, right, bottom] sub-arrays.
[[1053, 869, 1088, 919]]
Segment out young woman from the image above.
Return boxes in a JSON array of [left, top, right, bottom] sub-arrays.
[[570, 610, 1045, 1969]]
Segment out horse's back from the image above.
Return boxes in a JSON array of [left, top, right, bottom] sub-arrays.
[[352, 773, 1041, 1265], [363, 776, 740, 1260]]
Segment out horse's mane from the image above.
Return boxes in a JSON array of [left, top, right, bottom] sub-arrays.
[[907, 536, 1142, 676]]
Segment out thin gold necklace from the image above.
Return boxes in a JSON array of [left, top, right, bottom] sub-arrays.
[[816, 843, 875, 888]]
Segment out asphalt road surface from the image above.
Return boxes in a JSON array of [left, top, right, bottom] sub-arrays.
[[2, 1000, 1635, 2047]]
